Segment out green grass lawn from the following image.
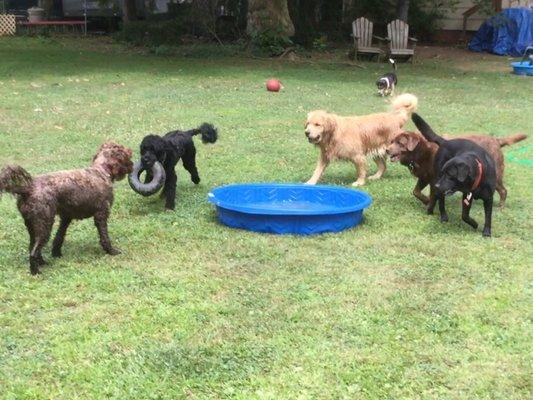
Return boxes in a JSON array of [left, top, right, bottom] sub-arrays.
[[0, 37, 531, 399]]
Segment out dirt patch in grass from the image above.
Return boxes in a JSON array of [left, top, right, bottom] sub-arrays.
[[416, 45, 515, 73], [291, 44, 515, 73]]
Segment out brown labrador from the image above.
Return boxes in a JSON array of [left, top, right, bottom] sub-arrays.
[[387, 131, 527, 209]]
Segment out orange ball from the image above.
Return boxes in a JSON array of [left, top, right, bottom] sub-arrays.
[[266, 79, 281, 92]]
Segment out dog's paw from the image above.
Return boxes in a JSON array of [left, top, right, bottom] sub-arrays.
[[440, 214, 449, 223], [191, 176, 200, 185], [305, 180, 317, 185], [51, 249, 62, 258], [352, 180, 365, 187], [37, 256, 48, 266], [482, 228, 491, 237], [368, 174, 382, 181], [107, 248, 121, 256]]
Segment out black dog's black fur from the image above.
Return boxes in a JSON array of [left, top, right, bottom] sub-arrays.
[[140, 123, 217, 210], [412, 113, 496, 237]]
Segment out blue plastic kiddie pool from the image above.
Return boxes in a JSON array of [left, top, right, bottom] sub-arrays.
[[511, 61, 533, 76], [208, 183, 372, 235]]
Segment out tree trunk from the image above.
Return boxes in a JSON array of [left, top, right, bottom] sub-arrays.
[[122, 0, 138, 23], [288, 0, 318, 46], [396, 0, 409, 22], [342, 0, 355, 23], [247, 0, 295, 36]]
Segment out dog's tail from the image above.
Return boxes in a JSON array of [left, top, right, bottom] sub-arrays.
[[411, 113, 445, 146], [0, 165, 33, 196], [192, 123, 218, 144], [389, 58, 397, 71], [391, 93, 417, 117], [497, 133, 527, 148]]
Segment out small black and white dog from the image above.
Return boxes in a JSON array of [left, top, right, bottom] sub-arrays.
[[376, 59, 397, 97], [139, 123, 218, 210]]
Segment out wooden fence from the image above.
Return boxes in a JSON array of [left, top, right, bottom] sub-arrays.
[[0, 14, 16, 36]]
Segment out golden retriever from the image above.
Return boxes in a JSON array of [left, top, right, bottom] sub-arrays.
[[304, 93, 418, 186]]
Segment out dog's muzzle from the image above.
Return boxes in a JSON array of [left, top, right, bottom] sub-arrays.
[[305, 131, 320, 144], [141, 158, 155, 169], [388, 152, 400, 162], [435, 183, 455, 197]]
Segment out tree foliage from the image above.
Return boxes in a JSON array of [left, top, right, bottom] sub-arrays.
[[118, 0, 461, 49]]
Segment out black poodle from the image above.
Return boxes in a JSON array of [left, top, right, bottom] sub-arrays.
[[140, 123, 218, 210]]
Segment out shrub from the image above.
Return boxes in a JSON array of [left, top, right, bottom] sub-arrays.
[[116, 18, 189, 47], [250, 28, 293, 57], [312, 35, 328, 52], [408, 0, 459, 40], [343, 0, 458, 41]]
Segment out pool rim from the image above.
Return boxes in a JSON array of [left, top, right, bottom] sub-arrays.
[[207, 183, 373, 216]]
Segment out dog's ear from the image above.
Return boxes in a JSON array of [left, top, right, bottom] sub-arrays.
[[150, 136, 168, 156], [406, 134, 420, 151], [456, 162, 471, 183], [94, 142, 133, 180], [323, 114, 337, 134], [112, 149, 133, 179], [305, 112, 314, 127]]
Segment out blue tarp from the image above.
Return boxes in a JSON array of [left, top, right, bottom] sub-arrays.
[[469, 8, 533, 56]]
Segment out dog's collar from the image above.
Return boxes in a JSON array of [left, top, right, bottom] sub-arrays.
[[471, 158, 483, 191], [464, 159, 483, 207]]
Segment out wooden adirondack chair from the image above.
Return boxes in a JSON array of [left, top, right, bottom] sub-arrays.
[[385, 19, 418, 63], [351, 17, 385, 61]]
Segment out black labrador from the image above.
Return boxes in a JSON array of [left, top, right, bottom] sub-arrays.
[[412, 113, 496, 237]]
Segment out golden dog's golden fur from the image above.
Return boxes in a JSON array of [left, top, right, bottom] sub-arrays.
[[305, 93, 418, 186]]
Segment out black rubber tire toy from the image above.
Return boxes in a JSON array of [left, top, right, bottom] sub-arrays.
[[128, 161, 166, 197]]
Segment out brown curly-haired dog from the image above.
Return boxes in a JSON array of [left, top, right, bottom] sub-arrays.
[[0, 142, 133, 275]]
